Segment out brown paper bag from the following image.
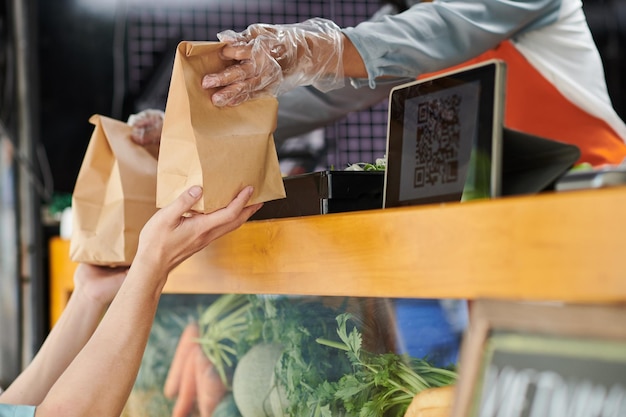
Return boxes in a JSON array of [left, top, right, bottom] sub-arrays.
[[157, 41, 286, 214], [70, 114, 159, 266]]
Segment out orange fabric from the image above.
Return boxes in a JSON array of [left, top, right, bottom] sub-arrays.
[[419, 41, 626, 166]]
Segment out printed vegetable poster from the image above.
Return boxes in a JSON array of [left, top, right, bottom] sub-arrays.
[[123, 294, 462, 417]]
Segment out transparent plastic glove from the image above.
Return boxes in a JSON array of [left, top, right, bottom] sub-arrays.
[[127, 109, 165, 145], [202, 18, 345, 107]]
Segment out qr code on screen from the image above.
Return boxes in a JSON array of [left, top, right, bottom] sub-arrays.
[[413, 93, 462, 188]]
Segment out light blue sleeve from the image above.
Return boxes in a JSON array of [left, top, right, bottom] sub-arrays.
[[275, 77, 412, 144], [342, 0, 563, 88], [0, 404, 36, 417]]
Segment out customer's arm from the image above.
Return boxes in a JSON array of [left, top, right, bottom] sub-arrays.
[[0, 265, 127, 405], [1, 185, 260, 417], [33, 186, 259, 417]]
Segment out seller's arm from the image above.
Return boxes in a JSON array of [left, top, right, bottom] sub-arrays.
[[341, 0, 559, 87], [205, 0, 560, 106], [274, 1, 413, 143]]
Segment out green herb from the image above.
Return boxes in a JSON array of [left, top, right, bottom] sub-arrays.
[[244, 296, 354, 417], [316, 313, 458, 417], [345, 156, 387, 172], [198, 298, 457, 417]]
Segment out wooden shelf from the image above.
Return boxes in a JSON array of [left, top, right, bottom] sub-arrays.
[[49, 186, 626, 324], [163, 186, 626, 302]]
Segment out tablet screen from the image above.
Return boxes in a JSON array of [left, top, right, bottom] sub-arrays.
[[383, 60, 505, 208]]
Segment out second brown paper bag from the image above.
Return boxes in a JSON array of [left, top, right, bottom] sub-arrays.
[[157, 41, 286, 214], [70, 114, 158, 266]]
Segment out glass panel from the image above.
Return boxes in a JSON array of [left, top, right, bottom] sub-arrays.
[[125, 294, 465, 417]]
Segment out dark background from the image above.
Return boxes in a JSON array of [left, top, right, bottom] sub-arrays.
[[36, 0, 388, 195]]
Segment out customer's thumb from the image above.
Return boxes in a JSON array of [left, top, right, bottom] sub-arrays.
[[170, 186, 203, 217]]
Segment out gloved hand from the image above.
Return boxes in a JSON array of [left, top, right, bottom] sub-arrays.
[[127, 109, 165, 145], [202, 18, 345, 107]]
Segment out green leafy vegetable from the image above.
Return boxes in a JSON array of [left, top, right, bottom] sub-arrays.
[[316, 313, 458, 417], [243, 296, 354, 417], [345, 156, 387, 172], [197, 297, 458, 417]]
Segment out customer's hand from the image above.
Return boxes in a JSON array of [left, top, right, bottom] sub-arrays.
[[202, 18, 345, 107], [135, 185, 262, 274], [72, 264, 128, 308]]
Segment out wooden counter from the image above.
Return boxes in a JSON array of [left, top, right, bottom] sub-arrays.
[[49, 186, 626, 325]]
